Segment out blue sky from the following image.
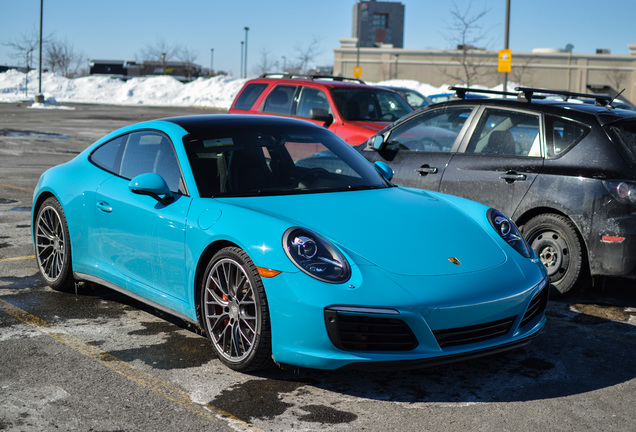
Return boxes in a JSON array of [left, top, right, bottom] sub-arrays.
[[1, 0, 635, 77]]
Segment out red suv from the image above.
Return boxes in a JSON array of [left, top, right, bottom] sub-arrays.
[[228, 74, 413, 145]]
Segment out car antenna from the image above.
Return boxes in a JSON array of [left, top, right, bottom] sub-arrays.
[[608, 88, 626, 108]]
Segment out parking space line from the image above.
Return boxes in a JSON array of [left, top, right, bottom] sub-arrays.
[[0, 183, 33, 193], [0, 255, 35, 263], [0, 298, 262, 432]]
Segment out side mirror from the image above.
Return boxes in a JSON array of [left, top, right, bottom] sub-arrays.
[[371, 135, 385, 151], [374, 161, 394, 181], [310, 108, 333, 128], [129, 173, 174, 205]]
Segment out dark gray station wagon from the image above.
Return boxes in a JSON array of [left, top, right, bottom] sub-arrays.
[[363, 87, 636, 295]]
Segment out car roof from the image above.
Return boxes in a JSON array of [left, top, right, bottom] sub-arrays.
[[159, 114, 322, 136], [245, 73, 385, 90], [421, 86, 636, 121]]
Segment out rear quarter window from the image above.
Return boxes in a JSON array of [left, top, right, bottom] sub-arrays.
[[233, 83, 268, 110], [546, 116, 590, 158]]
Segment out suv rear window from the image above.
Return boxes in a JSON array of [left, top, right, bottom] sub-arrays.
[[233, 83, 268, 110]]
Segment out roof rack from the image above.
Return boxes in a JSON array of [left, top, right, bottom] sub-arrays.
[[515, 86, 613, 106], [448, 86, 517, 99], [259, 73, 365, 84]]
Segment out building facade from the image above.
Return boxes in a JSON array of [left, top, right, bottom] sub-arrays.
[[333, 42, 636, 102]]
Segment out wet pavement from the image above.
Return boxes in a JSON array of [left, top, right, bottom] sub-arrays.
[[1, 102, 635, 431]]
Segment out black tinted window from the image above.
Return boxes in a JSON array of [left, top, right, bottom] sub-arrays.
[[263, 85, 297, 115], [119, 132, 182, 193], [233, 83, 267, 110], [90, 135, 125, 173], [386, 106, 473, 152], [296, 87, 331, 118], [467, 109, 541, 156]]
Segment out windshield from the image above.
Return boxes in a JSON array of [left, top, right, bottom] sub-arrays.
[[331, 88, 413, 122], [604, 119, 636, 172], [184, 123, 390, 197]]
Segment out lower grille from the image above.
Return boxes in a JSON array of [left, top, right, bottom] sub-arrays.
[[520, 284, 549, 328], [324, 309, 418, 351], [433, 316, 516, 348]]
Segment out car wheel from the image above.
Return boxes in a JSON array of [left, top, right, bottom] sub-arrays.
[[201, 247, 273, 371], [34, 197, 74, 291], [523, 214, 589, 296]]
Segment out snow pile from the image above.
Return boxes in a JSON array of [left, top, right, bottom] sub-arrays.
[[0, 69, 248, 109], [0, 69, 466, 109]]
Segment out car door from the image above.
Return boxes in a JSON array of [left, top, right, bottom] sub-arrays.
[[93, 131, 191, 300], [362, 105, 477, 191], [440, 107, 544, 217]]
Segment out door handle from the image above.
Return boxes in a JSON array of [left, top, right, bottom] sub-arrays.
[[500, 172, 527, 183], [96, 201, 113, 213], [415, 165, 438, 176]]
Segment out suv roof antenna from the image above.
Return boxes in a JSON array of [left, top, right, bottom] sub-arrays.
[[608, 88, 626, 108]]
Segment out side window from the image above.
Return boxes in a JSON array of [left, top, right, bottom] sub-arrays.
[[295, 87, 331, 118], [546, 116, 590, 158], [119, 132, 182, 193], [386, 107, 474, 152], [233, 83, 267, 110], [466, 108, 541, 157], [90, 135, 126, 173], [262, 85, 297, 115]]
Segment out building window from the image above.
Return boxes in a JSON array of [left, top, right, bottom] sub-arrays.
[[373, 13, 388, 29]]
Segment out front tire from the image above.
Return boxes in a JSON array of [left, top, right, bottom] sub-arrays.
[[201, 247, 273, 372], [34, 197, 74, 291], [524, 214, 589, 296]]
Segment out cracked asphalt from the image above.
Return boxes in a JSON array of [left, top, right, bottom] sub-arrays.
[[1, 102, 635, 432]]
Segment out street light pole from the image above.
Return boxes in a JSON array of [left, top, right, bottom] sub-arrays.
[[243, 27, 250, 78], [210, 48, 214, 76], [240, 41, 244, 78], [503, 0, 510, 93], [36, 0, 44, 102]]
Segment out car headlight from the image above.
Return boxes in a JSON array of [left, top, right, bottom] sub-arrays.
[[283, 228, 351, 283], [487, 209, 532, 258]]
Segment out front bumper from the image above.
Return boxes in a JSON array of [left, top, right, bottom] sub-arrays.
[[264, 259, 549, 370]]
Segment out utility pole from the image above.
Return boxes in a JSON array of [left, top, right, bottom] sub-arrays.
[[503, 0, 510, 93], [243, 27, 250, 78], [36, 0, 44, 103]]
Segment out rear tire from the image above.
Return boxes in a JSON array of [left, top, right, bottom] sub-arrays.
[[523, 214, 589, 296], [34, 197, 74, 291], [200, 247, 273, 372]]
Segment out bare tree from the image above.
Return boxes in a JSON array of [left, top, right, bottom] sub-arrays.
[[510, 55, 535, 88], [3, 29, 51, 71], [443, 2, 492, 87], [253, 49, 277, 75], [604, 63, 629, 93], [287, 37, 323, 74], [45, 39, 84, 77], [137, 38, 179, 62]]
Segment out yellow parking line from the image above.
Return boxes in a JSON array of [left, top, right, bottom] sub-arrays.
[[0, 255, 35, 263], [0, 298, 261, 431], [0, 183, 33, 193]]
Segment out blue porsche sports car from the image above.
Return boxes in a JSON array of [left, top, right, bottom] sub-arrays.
[[32, 114, 548, 372]]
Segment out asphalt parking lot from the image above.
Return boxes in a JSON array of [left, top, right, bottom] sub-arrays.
[[1, 102, 635, 432]]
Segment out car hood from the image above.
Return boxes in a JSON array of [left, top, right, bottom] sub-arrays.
[[220, 187, 507, 277]]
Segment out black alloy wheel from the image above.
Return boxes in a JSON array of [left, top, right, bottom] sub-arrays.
[[201, 247, 273, 371], [34, 197, 74, 291]]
